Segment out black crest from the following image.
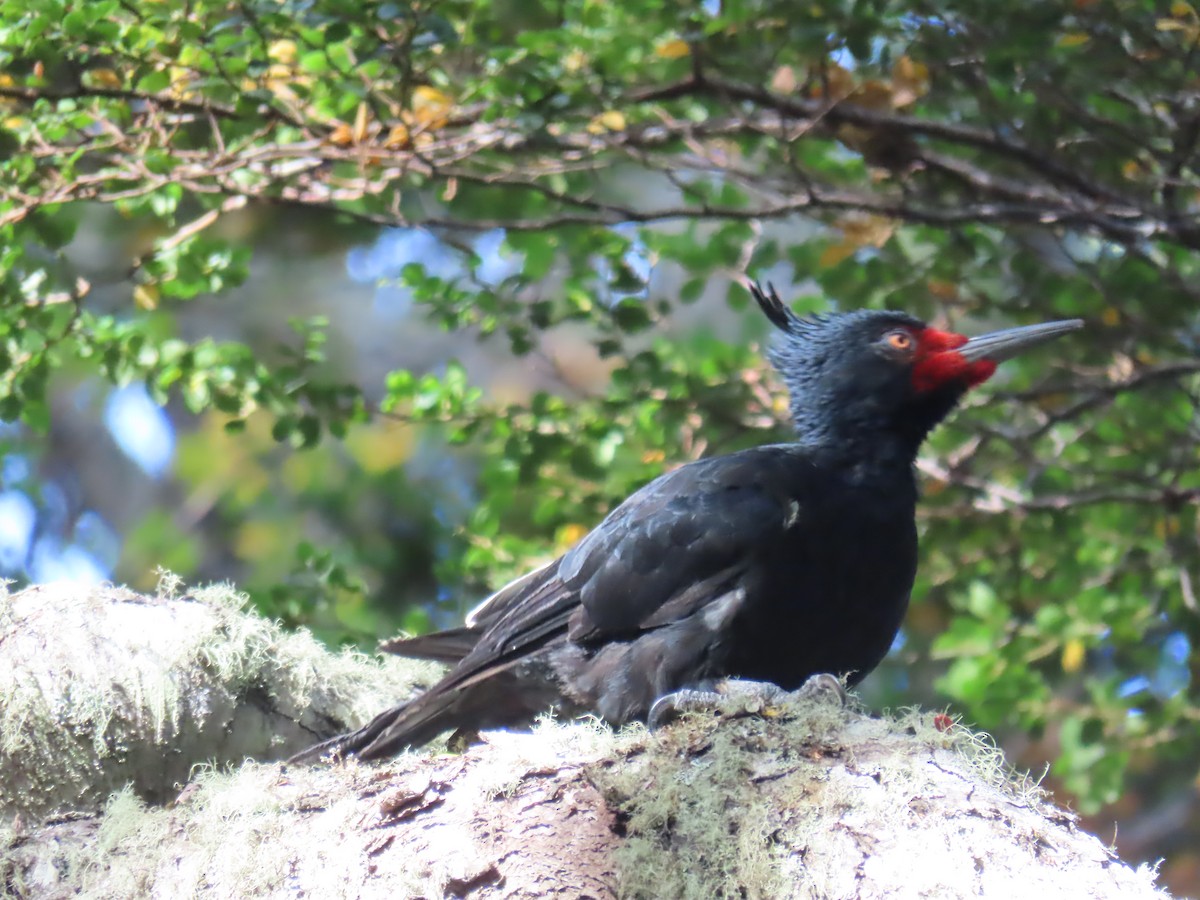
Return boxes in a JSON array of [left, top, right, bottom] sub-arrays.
[[748, 281, 799, 333]]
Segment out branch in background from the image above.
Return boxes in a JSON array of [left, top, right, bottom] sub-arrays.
[[2, 70, 1196, 248]]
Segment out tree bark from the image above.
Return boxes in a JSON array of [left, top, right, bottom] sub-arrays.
[[0, 580, 438, 822], [0, 583, 1172, 899]]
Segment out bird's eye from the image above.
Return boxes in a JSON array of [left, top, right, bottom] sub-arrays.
[[884, 330, 914, 352]]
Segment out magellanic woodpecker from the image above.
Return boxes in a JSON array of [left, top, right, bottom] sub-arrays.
[[292, 283, 1083, 762]]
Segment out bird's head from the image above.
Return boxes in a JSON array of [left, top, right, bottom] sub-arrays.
[[750, 282, 1083, 460]]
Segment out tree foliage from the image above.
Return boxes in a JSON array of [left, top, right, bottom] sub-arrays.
[[1, 0, 1199, 886]]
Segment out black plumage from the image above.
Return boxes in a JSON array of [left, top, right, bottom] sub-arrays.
[[294, 284, 1081, 762]]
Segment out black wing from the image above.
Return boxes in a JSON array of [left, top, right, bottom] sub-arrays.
[[455, 444, 807, 665], [562, 463, 799, 640], [295, 444, 810, 760]]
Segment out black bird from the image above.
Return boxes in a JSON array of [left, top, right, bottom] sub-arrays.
[[294, 284, 1081, 762]]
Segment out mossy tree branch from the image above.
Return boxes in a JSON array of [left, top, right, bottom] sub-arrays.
[[0, 584, 1171, 899]]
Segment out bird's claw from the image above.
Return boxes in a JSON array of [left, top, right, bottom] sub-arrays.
[[648, 688, 723, 730], [649, 674, 846, 730], [794, 672, 848, 707], [649, 678, 790, 729], [718, 678, 790, 710]]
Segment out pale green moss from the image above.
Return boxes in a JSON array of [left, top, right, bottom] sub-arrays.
[[587, 695, 1162, 900], [0, 586, 1171, 899], [591, 693, 852, 900], [0, 701, 1171, 900], [0, 580, 440, 822]]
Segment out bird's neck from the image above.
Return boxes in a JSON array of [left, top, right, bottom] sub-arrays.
[[795, 395, 923, 445], [791, 418, 923, 493], [807, 439, 919, 490]]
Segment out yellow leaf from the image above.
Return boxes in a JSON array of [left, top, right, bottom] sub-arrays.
[[169, 66, 194, 100], [346, 423, 414, 474], [924, 477, 949, 496], [411, 85, 453, 130], [598, 109, 627, 131], [839, 213, 896, 248], [1154, 517, 1181, 539], [1171, 0, 1196, 18], [260, 40, 311, 97], [642, 449, 666, 464], [656, 38, 691, 59], [555, 523, 589, 551], [383, 123, 411, 149], [1056, 32, 1090, 48], [329, 106, 380, 146], [1107, 352, 1135, 382], [563, 50, 588, 72], [927, 279, 958, 301], [0, 74, 18, 111], [890, 56, 930, 107], [328, 122, 355, 146], [413, 86, 450, 105], [269, 39, 298, 65], [770, 65, 797, 94], [1156, 16, 1200, 40], [265, 63, 293, 86], [1033, 392, 1070, 412], [587, 109, 627, 134], [1100, 306, 1121, 326], [133, 284, 159, 311], [86, 68, 123, 89], [810, 63, 855, 100], [820, 214, 896, 267], [848, 79, 896, 111], [818, 239, 858, 268], [1061, 639, 1086, 673], [352, 101, 370, 143]]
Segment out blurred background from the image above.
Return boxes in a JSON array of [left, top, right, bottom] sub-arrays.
[[1, 0, 1198, 892]]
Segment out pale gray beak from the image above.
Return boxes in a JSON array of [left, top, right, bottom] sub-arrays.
[[958, 319, 1084, 363]]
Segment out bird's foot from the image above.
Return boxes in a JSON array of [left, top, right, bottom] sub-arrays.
[[793, 672, 848, 707], [648, 686, 722, 730], [447, 726, 481, 753], [649, 674, 847, 730], [717, 678, 790, 710], [649, 678, 787, 730]]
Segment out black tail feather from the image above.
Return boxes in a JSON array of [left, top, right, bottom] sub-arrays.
[[380, 626, 480, 663], [287, 690, 463, 764]]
